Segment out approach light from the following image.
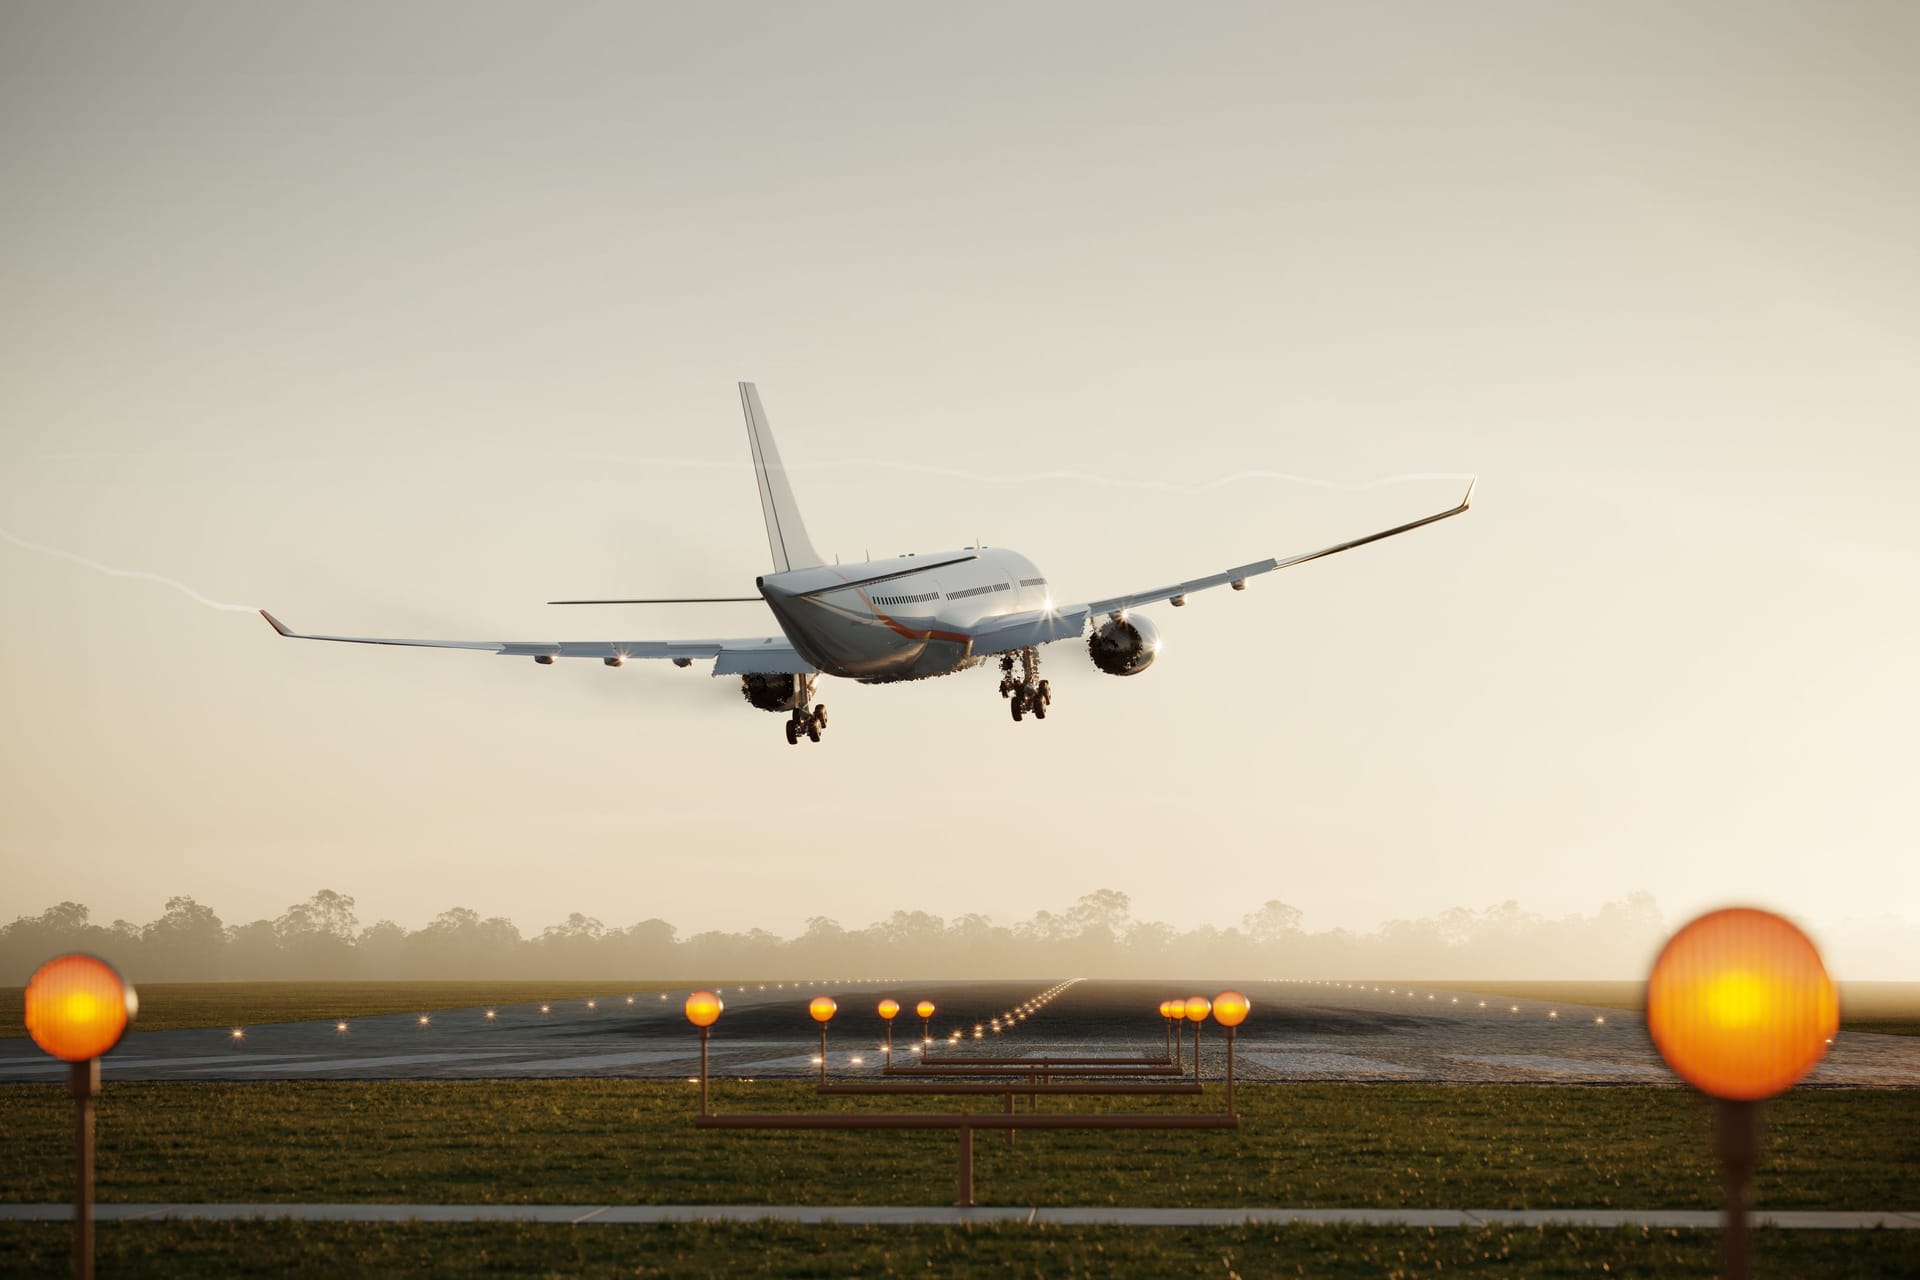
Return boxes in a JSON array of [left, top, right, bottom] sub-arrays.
[[1184, 996, 1211, 1023], [24, 954, 141, 1280], [587, 1001, 596, 1010], [1548, 1011, 1558, 1020], [24, 954, 137, 1063], [626, 996, 635, 1005], [336, 1021, 349, 1033], [1212, 991, 1251, 1028], [915, 1001, 935, 1020], [878, 999, 900, 1021], [684, 990, 724, 1028], [541, 1004, 551, 1014], [485, 1009, 497, 1019], [1646, 907, 1837, 1102], [231, 1028, 244, 1040], [419, 1015, 430, 1026], [850, 1056, 864, 1066], [809, 996, 837, 1023]]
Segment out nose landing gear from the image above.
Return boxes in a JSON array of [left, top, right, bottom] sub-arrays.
[[999, 650, 1052, 725]]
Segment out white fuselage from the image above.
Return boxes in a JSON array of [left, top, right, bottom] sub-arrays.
[[758, 547, 1050, 682]]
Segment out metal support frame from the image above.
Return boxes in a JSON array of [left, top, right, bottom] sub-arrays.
[[1715, 1099, 1762, 1280], [71, 1059, 98, 1280], [698, 1027, 711, 1116]]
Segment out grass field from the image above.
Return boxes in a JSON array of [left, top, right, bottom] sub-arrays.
[[2, 1220, 1917, 1279], [2, 1081, 1915, 1210], [0, 981, 680, 1038], [1440, 980, 1920, 1037]]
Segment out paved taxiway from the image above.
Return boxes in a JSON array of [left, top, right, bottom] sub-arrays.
[[3, 979, 1916, 1086]]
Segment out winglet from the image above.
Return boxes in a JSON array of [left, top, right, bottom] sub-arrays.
[[1461, 476, 1477, 510], [260, 610, 294, 637]]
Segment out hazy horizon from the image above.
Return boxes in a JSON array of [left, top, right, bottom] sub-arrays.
[[4, 4, 1916, 978]]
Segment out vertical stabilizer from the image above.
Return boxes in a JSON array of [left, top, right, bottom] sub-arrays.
[[739, 382, 824, 573]]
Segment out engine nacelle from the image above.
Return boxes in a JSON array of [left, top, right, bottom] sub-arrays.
[[1087, 614, 1161, 677]]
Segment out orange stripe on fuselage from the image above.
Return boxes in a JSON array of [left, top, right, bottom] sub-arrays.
[[857, 589, 971, 647]]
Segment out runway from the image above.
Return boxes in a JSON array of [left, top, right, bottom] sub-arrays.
[[4, 979, 1917, 1086]]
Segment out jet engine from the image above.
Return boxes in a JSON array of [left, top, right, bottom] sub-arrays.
[[1087, 614, 1161, 677], [740, 672, 815, 713]]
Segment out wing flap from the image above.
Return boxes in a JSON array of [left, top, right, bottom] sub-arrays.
[[965, 606, 1092, 655]]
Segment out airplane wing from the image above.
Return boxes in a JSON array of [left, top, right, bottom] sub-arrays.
[[971, 478, 1474, 655], [258, 612, 813, 674]]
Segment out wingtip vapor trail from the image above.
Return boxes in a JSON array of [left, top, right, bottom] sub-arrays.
[[0, 525, 258, 614]]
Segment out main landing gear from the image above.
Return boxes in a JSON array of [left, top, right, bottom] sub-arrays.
[[785, 703, 828, 746], [999, 649, 1051, 724]]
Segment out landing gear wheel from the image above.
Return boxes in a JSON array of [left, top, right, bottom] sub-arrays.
[[1032, 695, 1047, 720], [1010, 693, 1025, 722], [785, 719, 800, 745], [1037, 679, 1051, 705], [812, 704, 828, 728]]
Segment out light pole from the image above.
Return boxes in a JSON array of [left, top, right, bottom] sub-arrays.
[[809, 996, 837, 1083], [1212, 991, 1251, 1115], [1646, 907, 1838, 1280], [1184, 996, 1211, 1081], [916, 1000, 935, 1053], [684, 990, 723, 1115], [877, 999, 900, 1066], [24, 953, 138, 1280]]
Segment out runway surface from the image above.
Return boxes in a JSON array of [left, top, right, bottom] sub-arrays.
[[4, 978, 1917, 1085]]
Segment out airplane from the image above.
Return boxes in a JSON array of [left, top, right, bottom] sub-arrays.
[[262, 382, 1472, 744]]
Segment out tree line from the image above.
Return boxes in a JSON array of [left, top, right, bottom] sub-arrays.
[[0, 888, 1672, 983]]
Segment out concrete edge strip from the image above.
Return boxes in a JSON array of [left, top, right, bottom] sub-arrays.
[[0, 1205, 1916, 1228]]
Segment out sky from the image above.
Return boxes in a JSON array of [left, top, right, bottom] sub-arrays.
[[2, 2, 1916, 976]]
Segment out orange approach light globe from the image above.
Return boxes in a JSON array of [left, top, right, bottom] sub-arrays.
[[25, 954, 137, 1062], [915, 1000, 935, 1020], [1184, 995, 1212, 1023], [684, 990, 724, 1028], [878, 998, 900, 1021], [809, 996, 838, 1023], [1213, 990, 1251, 1028], [1647, 907, 1838, 1102]]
